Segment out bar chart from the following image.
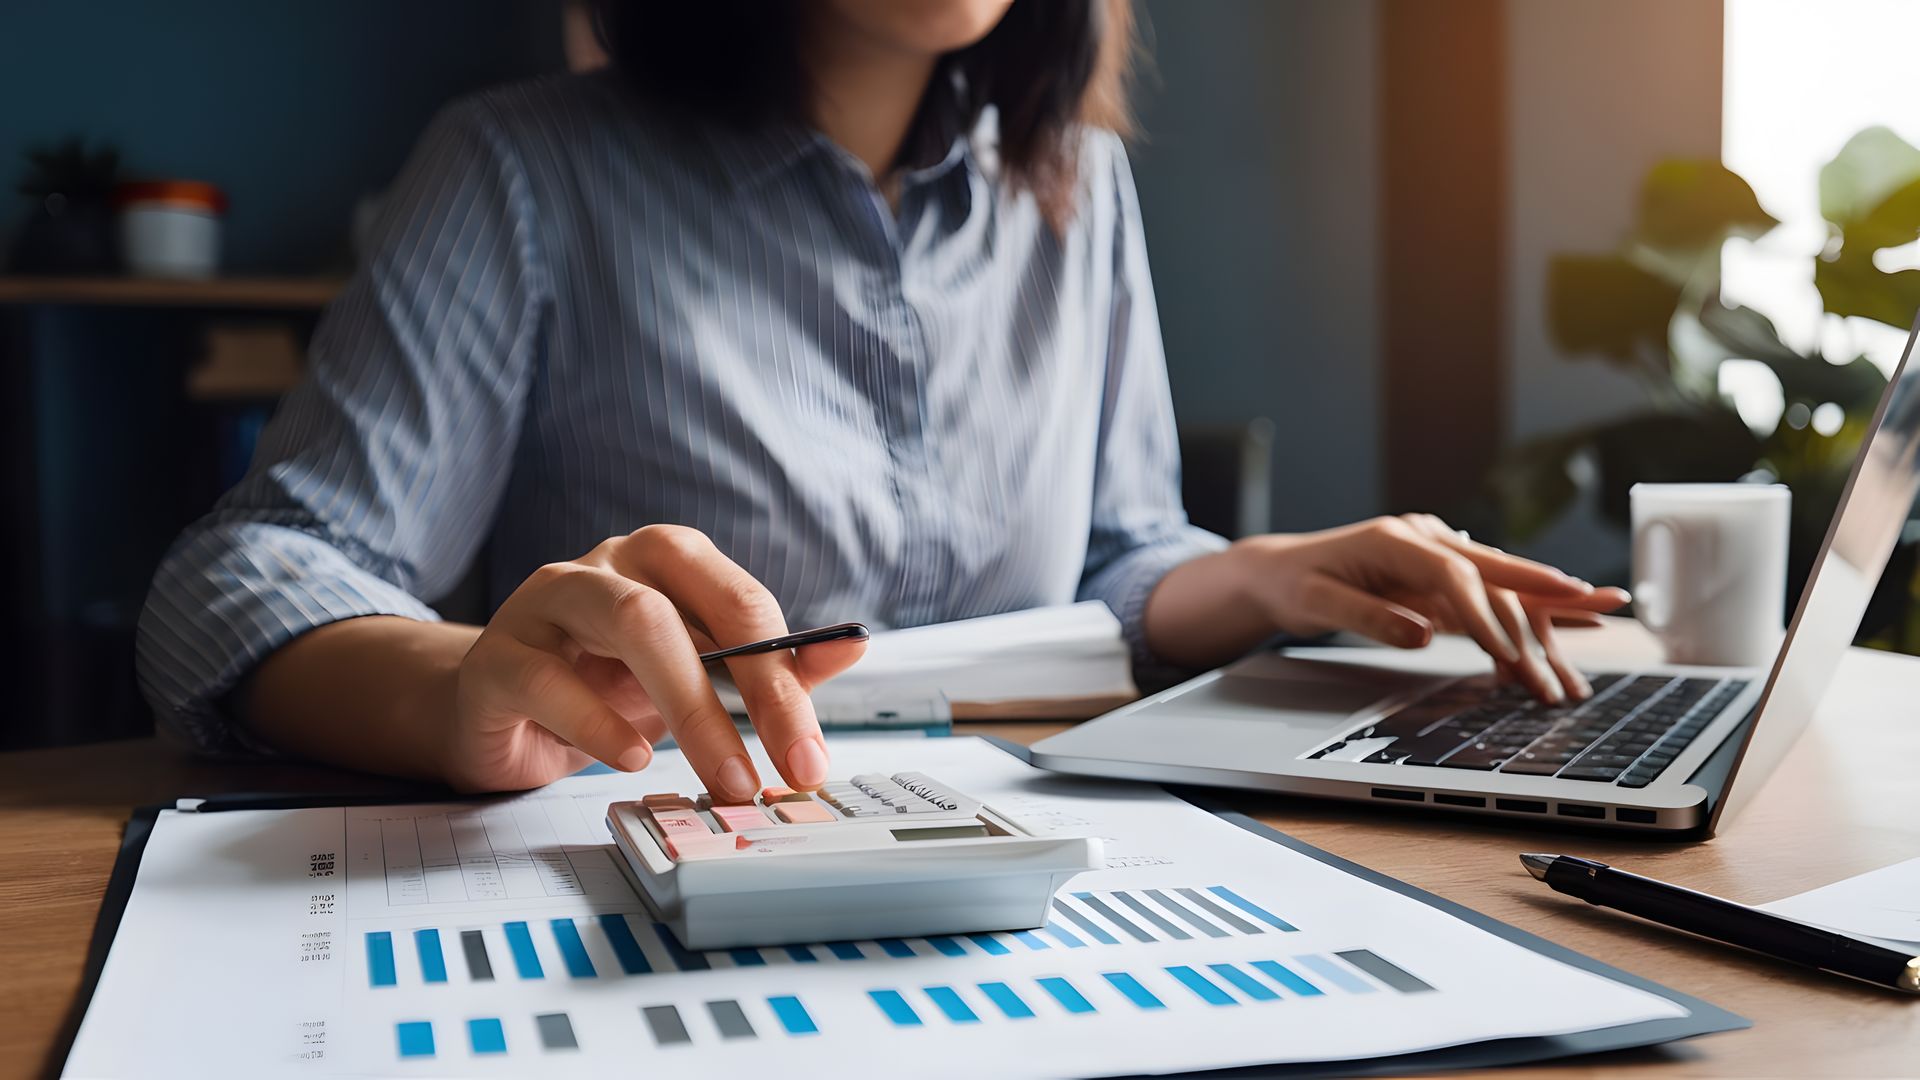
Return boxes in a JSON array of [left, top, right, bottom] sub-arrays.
[[355, 883, 1435, 1062]]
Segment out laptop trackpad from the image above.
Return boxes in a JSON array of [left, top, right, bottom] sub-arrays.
[[1154, 655, 1442, 738]]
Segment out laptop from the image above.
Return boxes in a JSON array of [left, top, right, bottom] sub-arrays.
[[1033, 322, 1920, 835]]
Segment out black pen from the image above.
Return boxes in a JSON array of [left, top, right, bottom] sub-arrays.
[[1522, 854, 1920, 993], [697, 622, 869, 664]]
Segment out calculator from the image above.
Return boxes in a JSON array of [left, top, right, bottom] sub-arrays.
[[606, 772, 1103, 950]]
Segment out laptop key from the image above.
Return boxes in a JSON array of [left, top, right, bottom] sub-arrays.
[[1558, 764, 1627, 781]]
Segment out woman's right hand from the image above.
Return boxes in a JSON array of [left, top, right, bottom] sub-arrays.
[[439, 525, 865, 795]]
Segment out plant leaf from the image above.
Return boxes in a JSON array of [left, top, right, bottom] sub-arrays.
[[1820, 126, 1920, 227], [1636, 159, 1778, 251], [1547, 255, 1681, 363], [1589, 408, 1764, 527], [1695, 298, 1890, 409]]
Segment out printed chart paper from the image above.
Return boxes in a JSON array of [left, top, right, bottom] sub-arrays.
[[65, 738, 1687, 1078]]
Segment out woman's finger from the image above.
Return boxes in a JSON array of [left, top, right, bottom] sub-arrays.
[[1488, 587, 1563, 703], [508, 565, 758, 801], [472, 635, 654, 774], [1293, 572, 1434, 648], [1371, 529, 1524, 668], [1549, 610, 1608, 628], [1530, 602, 1592, 700], [605, 525, 830, 791], [1404, 515, 1598, 600]]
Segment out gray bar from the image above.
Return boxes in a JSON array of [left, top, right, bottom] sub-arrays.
[[1335, 948, 1435, 993], [1051, 898, 1119, 945], [643, 1005, 691, 1045], [1144, 889, 1228, 938], [535, 1012, 578, 1050], [460, 930, 494, 981], [1116, 891, 1191, 940], [705, 999, 757, 1040], [1075, 893, 1156, 943], [1177, 887, 1264, 935]]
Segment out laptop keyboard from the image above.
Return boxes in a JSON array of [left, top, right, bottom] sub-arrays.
[[1316, 673, 1750, 787]]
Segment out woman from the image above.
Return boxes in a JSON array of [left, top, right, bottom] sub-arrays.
[[137, 0, 1625, 801]]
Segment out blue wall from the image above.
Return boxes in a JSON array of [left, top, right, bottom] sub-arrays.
[[0, 0, 564, 272], [1132, 0, 1383, 531]]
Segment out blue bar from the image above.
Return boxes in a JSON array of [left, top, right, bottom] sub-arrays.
[[1208, 963, 1280, 1001], [878, 939, 916, 958], [769, 995, 819, 1035], [869, 989, 923, 1026], [504, 921, 544, 980], [549, 919, 597, 978], [925, 985, 981, 1023], [395, 1021, 435, 1058], [978, 981, 1036, 1018], [1296, 953, 1376, 994], [968, 933, 1012, 956], [784, 945, 820, 963], [467, 1018, 506, 1054], [413, 929, 447, 983], [1207, 886, 1297, 931], [367, 932, 397, 988], [597, 914, 653, 975], [1037, 977, 1096, 1014], [651, 923, 710, 971], [1103, 971, 1166, 1010], [927, 937, 968, 957], [826, 941, 866, 960], [1167, 965, 1238, 1005], [1011, 930, 1050, 951], [1251, 960, 1324, 997], [729, 948, 768, 967], [1045, 921, 1087, 948]]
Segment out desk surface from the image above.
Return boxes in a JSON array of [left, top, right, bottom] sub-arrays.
[[6, 633, 1919, 1078]]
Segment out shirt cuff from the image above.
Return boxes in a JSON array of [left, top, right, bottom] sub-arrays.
[[136, 521, 443, 757], [1078, 526, 1230, 667]]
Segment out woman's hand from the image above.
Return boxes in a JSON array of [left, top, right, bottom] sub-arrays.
[[441, 525, 865, 794], [1143, 514, 1628, 703]]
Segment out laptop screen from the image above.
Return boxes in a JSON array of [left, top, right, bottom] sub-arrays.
[[1713, 321, 1920, 829]]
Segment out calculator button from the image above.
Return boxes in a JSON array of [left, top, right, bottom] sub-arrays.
[[760, 786, 795, 802], [711, 804, 773, 832], [650, 809, 714, 836], [665, 833, 743, 860], [773, 801, 836, 824], [642, 793, 693, 809]]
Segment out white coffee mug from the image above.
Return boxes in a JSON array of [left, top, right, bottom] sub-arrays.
[[1630, 483, 1790, 667]]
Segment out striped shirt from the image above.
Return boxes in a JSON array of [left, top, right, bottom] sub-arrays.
[[136, 72, 1224, 754]]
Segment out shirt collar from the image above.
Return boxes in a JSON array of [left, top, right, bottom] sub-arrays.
[[704, 105, 999, 193]]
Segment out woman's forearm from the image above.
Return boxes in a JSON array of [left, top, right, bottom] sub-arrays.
[[1140, 543, 1275, 668], [245, 616, 480, 783]]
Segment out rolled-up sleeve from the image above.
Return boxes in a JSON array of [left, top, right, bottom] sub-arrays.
[[1076, 138, 1229, 663], [136, 98, 550, 754]]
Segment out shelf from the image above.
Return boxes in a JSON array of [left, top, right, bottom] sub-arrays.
[[0, 275, 345, 309]]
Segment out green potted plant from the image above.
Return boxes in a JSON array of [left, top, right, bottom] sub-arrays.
[[1490, 127, 1920, 652]]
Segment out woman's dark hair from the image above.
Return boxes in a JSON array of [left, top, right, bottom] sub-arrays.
[[592, 0, 1137, 228]]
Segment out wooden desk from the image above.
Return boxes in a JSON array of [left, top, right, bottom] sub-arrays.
[[6, 644, 1919, 1078]]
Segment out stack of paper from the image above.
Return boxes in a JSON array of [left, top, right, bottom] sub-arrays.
[[718, 602, 1138, 727], [1760, 856, 1920, 950]]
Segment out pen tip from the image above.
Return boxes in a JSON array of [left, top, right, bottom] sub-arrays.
[[1519, 853, 1556, 880]]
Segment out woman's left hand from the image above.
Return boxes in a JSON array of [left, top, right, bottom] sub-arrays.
[[1144, 514, 1630, 703]]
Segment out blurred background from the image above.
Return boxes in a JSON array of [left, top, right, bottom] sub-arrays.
[[5, 0, 1918, 750]]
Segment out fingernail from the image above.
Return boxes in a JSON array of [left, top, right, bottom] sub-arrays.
[[786, 736, 829, 789], [716, 755, 757, 801], [616, 745, 652, 772]]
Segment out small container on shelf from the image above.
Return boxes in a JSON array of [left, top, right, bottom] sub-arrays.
[[115, 179, 226, 279]]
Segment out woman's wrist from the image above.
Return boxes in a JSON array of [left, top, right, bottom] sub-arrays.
[[1141, 540, 1287, 668]]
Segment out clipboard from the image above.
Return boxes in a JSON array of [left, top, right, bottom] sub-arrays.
[[46, 741, 1747, 1077]]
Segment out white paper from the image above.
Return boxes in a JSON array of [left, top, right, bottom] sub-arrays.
[[65, 737, 1685, 1079], [719, 601, 1137, 721], [1760, 856, 1920, 949]]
